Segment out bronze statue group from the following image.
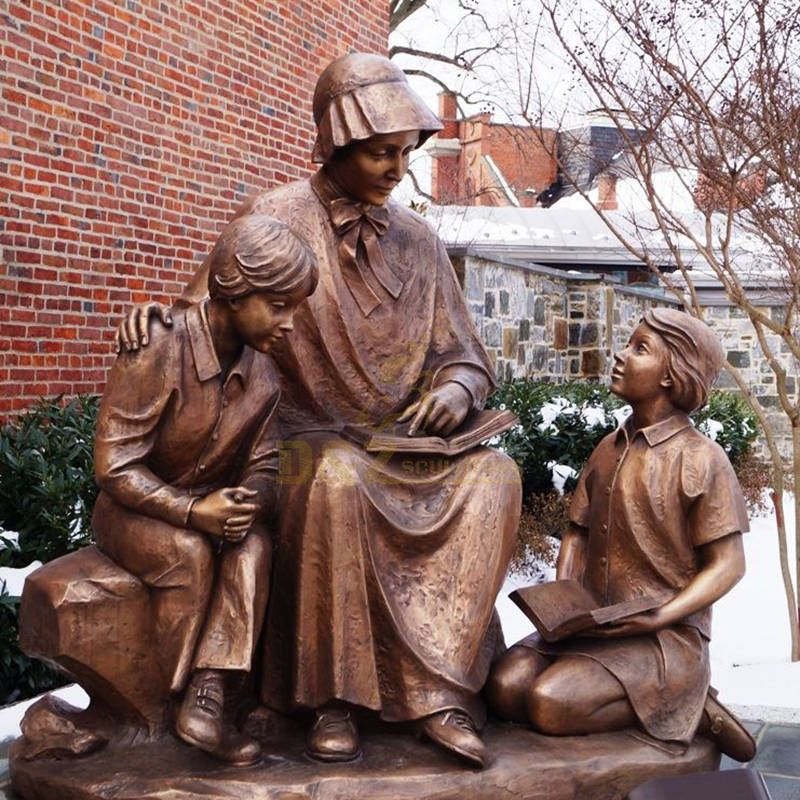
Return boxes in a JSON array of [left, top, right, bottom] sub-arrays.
[[94, 53, 755, 770]]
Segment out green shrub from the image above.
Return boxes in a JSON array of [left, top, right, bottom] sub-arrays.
[[488, 381, 624, 498], [0, 395, 99, 568], [0, 588, 66, 704], [0, 395, 99, 703], [693, 391, 759, 463]]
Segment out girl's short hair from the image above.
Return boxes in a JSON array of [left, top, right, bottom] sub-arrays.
[[208, 214, 319, 300], [642, 308, 725, 413]]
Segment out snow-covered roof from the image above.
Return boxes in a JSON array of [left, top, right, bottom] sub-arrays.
[[426, 204, 788, 290], [427, 204, 675, 268]]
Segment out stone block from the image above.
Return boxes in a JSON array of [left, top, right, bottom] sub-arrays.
[[553, 318, 568, 350], [484, 320, 502, 347], [465, 264, 484, 301], [19, 546, 170, 735], [727, 351, 750, 368], [499, 290, 510, 316], [531, 346, 548, 371], [580, 322, 598, 345], [533, 297, 545, 326], [581, 349, 606, 377], [484, 292, 495, 318], [519, 319, 530, 342], [503, 328, 519, 359]]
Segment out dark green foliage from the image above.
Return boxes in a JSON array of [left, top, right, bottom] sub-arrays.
[[0, 590, 65, 704], [0, 396, 100, 568], [693, 390, 759, 463], [488, 380, 624, 498], [0, 395, 100, 704]]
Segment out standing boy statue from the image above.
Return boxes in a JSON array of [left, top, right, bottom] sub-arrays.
[[94, 214, 318, 765], [487, 308, 756, 763]]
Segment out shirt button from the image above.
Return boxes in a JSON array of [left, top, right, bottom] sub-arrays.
[[211, 433, 219, 441], [605, 487, 611, 495], [222, 400, 229, 408], [199, 464, 206, 471], [600, 556, 607, 565], [601, 523, 608, 532]]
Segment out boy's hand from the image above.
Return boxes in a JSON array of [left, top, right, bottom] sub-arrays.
[[189, 487, 258, 542], [115, 302, 173, 353], [397, 383, 471, 436]]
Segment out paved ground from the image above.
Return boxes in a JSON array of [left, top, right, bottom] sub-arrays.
[[1, 720, 798, 799]]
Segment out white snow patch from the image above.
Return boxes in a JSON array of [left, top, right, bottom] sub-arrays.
[[580, 404, 607, 429], [698, 418, 724, 441], [0, 562, 42, 597], [537, 397, 578, 431], [0, 530, 20, 550], [611, 405, 632, 426], [547, 461, 578, 496]]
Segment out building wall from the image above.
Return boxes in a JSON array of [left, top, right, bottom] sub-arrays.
[[1, 0, 387, 413]]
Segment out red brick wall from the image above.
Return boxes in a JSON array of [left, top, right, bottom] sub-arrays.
[[486, 124, 557, 207], [0, 0, 387, 414]]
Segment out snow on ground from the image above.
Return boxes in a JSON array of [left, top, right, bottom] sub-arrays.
[[1, 495, 799, 742]]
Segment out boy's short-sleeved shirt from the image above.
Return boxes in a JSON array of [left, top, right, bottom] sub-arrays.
[[570, 412, 749, 638]]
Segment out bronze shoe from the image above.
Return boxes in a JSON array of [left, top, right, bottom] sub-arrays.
[[212, 726, 262, 767], [175, 669, 225, 752], [419, 709, 486, 767], [306, 709, 361, 762], [701, 689, 756, 762], [176, 670, 262, 766]]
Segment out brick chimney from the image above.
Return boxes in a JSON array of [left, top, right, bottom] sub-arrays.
[[597, 173, 618, 210], [429, 92, 463, 204]]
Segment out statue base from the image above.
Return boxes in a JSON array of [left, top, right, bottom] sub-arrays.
[[10, 717, 719, 800]]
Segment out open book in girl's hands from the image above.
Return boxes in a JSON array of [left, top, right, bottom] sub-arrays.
[[509, 579, 662, 643]]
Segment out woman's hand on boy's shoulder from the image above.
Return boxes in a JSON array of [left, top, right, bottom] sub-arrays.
[[115, 302, 173, 353]]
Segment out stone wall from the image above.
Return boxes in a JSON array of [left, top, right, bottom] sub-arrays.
[[464, 254, 682, 383], [462, 254, 793, 458]]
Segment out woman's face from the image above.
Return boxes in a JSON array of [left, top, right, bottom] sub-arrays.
[[327, 130, 420, 206]]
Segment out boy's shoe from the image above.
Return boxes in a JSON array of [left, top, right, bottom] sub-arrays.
[[176, 669, 261, 766], [306, 708, 361, 762], [176, 669, 224, 751], [700, 688, 756, 762], [418, 709, 485, 768]]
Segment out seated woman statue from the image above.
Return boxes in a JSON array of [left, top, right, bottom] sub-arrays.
[[486, 309, 756, 763], [117, 52, 521, 768], [95, 214, 318, 766]]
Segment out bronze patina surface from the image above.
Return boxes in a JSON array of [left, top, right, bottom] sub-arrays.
[[487, 310, 754, 763], [10, 719, 719, 800], [10, 55, 739, 799]]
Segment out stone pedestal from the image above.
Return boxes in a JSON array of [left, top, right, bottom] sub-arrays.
[[19, 546, 170, 739], [10, 718, 720, 800]]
